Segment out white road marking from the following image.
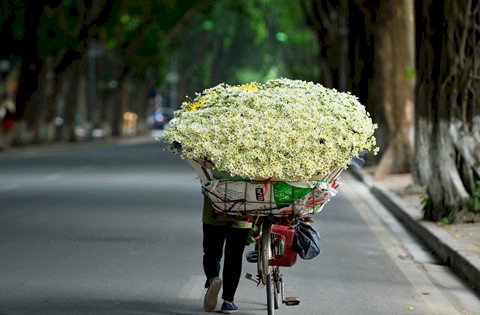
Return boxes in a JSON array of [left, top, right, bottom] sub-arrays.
[[178, 275, 206, 300], [44, 173, 65, 181], [0, 184, 20, 192]]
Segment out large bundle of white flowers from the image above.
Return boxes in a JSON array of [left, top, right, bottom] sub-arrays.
[[164, 78, 378, 182]]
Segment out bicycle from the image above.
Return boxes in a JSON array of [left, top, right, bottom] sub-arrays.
[[245, 215, 302, 315], [199, 166, 341, 314]]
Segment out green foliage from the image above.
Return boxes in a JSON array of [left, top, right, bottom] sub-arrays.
[[175, 0, 319, 99], [420, 194, 429, 209], [469, 181, 480, 212], [236, 66, 279, 83], [438, 217, 450, 226], [2, 0, 318, 89], [100, 0, 203, 84], [201, 20, 214, 30], [37, 3, 79, 57], [2, 0, 323, 122], [276, 32, 289, 42], [0, 0, 26, 55], [405, 67, 415, 80], [9, 2, 25, 41]]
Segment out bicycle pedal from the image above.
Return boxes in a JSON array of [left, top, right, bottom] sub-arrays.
[[245, 272, 260, 285], [284, 297, 300, 306], [246, 250, 258, 263]]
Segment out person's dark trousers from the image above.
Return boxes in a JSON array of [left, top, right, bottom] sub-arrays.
[[203, 223, 250, 302]]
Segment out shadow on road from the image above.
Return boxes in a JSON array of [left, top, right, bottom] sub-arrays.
[[0, 299, 204, 315]]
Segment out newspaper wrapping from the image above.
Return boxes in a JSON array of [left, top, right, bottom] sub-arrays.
[[188, 158, 342, 216]]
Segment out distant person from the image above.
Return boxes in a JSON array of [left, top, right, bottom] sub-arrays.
[[202, 196, 252, 314]]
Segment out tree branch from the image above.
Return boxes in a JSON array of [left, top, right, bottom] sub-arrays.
[[163, 0, 213, 44], [54, 0, 115, 75]]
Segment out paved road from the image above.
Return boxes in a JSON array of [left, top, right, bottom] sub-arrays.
[[0, 139, 479, 315]]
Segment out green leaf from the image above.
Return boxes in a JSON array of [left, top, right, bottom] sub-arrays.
[[275, 32, 288, 42], [405, 67, 415, 80], [438, 217, 449, 226], [202, 20, 214, 30], [120, 14, 131, 24]]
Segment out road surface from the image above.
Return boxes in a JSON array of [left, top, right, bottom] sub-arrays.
[[0, 138, 479, 314]]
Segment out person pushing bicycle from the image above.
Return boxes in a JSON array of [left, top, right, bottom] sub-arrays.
[[202, 196, 252, 314]]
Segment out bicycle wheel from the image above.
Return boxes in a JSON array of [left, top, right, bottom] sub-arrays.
[[261, 222, 275, 315]]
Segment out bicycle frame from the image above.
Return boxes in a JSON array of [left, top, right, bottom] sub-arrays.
[[246, 216, 301, 315]]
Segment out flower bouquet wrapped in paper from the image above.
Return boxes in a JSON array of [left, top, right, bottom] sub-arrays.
[[163, 78, 377, 215]]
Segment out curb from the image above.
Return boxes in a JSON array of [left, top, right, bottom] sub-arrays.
[[350, 168, 480, 292]]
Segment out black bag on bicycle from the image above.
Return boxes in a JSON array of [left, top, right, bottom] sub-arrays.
[[293, 221, 322, 260]]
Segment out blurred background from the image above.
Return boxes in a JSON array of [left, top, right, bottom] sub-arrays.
[[0, 0, 479, 223], [1, 3, 480, 313]]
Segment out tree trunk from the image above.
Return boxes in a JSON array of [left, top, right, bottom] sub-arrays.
[[14, 2, 46, 121], [27, 58, 52, 144], [135, 79, 153, 135], [303, 0, 409, 167], [110, 75, 130, 137], [346, 1, 387, 164], [414, 0, 480, 222], [62, 61, 82, 142], [373, 0, 414, 176], [299, 0, 347, 89], [348, 1, 375, 104]]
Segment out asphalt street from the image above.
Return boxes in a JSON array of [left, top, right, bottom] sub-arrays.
[[0, 138, 479, 315]]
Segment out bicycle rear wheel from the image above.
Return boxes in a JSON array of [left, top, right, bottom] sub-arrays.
[[261, 222, 275, 315]]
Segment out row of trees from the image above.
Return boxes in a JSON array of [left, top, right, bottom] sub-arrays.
[[0, 0, 211, 143], [0, 0, 317, 144], [0, 0, 479, 223], [300, 0, 479, 223], [415, 1, 480, 221]]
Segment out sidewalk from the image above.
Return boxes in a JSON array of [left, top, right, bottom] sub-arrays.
[[351, 168, 480, 293]]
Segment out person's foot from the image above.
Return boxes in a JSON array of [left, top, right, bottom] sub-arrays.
[[221, 302, 238, 314], [203, 277, 222, 312]]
